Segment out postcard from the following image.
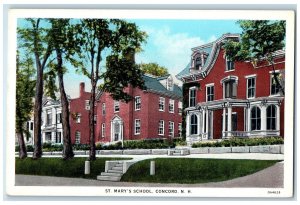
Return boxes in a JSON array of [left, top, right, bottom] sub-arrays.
[[5, 9, 295, 198]]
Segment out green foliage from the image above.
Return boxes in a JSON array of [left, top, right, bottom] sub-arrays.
[[223, 20, 286, 62], [139, 63, 169, 77], [15, 157, 130, 179], [15, 53, 35, 134], [121, 158, 280, 184], [192, 137, 284, 148]]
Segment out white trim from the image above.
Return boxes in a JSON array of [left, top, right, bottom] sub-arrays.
[[158, 120, 164, 136], [189, 87, 197, 107], [159, 97, 165, 111], [134, 96, 141, 111], [245, 74, 257, 78], [168, 121, 174, 138], [269, 70, 281, 74], [246, 76, 256, 99], [206, 84, 214, 102], [168, 99, 174, 113], [101, 123, 105, 138], [134, 119, 141, 135], [205, 83, 214, 87], [114, 100, 120, 113]]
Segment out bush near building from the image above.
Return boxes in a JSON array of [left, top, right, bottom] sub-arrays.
[[191, 137, 283, 148]]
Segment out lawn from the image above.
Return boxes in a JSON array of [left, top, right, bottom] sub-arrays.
[[15, 157, 131, 179], [121, 158, 280, 184]]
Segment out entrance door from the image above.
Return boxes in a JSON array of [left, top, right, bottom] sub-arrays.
[[114, 122, 121, 141]]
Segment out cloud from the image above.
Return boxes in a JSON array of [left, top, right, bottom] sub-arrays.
[[136, 26, 215, 75]]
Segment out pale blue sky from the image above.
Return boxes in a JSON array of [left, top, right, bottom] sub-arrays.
[[18, 19, 242, 98]]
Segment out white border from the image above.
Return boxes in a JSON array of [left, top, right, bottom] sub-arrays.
[[5, 9, 295, 198]]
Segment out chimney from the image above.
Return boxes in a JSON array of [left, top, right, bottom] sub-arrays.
[[80, 82, 85, 97]]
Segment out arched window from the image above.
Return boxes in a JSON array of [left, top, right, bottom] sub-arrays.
[[267, 105, 277, 130], [251, 106, 261, 131], [190, 114, 198, 135], [195, 57, 201, 70]]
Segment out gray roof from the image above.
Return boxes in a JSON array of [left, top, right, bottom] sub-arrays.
[[143, 75, 182, 99]]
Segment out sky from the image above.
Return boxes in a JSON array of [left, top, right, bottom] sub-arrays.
[[18, 19, 243, 98]]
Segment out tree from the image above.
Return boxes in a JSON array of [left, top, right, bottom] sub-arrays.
[[139, 62, 169, 77], [223, 20, 286, 95], [16, 53, 35, 159], [18, 18, 53, 159], [76, 19, 147, 160], [48, 19, 78, 159]]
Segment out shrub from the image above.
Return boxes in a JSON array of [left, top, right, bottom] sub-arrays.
[[192, 137, 283, 148]]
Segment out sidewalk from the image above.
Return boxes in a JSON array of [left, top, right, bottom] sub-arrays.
[[15, 161, 284, 188]]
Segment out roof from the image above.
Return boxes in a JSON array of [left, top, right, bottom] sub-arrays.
[[176, 33, 240, 80], [143, 74, 182, 99]]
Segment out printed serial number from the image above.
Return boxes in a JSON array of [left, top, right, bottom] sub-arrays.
[[267, 191, 281, 194]]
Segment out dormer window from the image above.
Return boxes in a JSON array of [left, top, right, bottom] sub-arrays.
[[226, 57, 234, 71], [167, 76, 173, 91], [195, 57, 201, 70]]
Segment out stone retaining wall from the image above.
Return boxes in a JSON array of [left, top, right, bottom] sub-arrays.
[[16, 145, 284, 156]]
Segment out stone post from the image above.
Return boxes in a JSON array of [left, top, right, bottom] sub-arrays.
[[150, 161, 155, 176], [85, 160, 90, 175]]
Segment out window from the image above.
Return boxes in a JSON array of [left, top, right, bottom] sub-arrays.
[[267, 105, 277, 130], [270, 74, 280, 95], [224, 80, 237, 98], [102, 103, 106, 115], [206, 85, 214, 102], [169, 99, 174, 113], [190, 114, 198, 135], [114, 101, 120, 112], [189, 88, 196, 107], [94, 115, 97, 125], [195, 56, 201, 70], [46, 111, 52, 126], [76, 114, 81, 123], [85, 100, 90, 110], [45, 132, 51, 142], [168, 121, 174, 137], [158, 120, 164, 135], [178, 123, 182, 137], [226, 57, 234, 71], [75, 131, 81, 144], [167, 77, 173, 90], [135, 96, 141, 111], [247, 77, 256, 98], [159, 97, 165, 111], [251, 106, 261, 131], [55, 132, 62, 143], [134, 119, 141, 135], [178, 101, 182, 115], [101, 123, 105, 138], [30, 122, 33, 131], [223, 113, 238, 131], [56, 113, 62, 124]]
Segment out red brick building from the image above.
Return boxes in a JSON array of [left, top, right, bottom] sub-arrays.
[[70, 74, 182, 144], [69, 82, 96, 144], [176, 34, 285, 145]]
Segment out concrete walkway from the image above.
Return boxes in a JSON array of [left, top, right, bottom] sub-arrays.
[[15, 153, 284, 188]]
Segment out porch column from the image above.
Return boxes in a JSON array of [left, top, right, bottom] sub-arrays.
[[202, 109, 205, 135], [247, 107, 251, 132], [110, 121, 113, 142], [222, 107, 226, 138], [121, 122, 124, 147], [227, 106, 232, 137], [276, 105, 280, 132], [186, 112, 190, 137], [261, 105, 267, 134], [205, 108, 209, 139], [197, 113, 201, 136]]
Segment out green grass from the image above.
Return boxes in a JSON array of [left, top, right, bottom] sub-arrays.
[[121, 158, 280, 184], [15, 157, 131, 179]]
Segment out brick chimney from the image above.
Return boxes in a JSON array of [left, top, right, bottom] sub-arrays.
[[80, 82, 85, 97]]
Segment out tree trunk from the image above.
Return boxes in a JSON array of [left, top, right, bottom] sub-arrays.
[[89, 81, 96, 161], [32, 62, 43, 159], [56, 49, 74, 160], [17, 131, 27, 159]]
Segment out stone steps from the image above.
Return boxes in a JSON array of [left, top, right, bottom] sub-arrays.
[[97, 161, 124, 181]]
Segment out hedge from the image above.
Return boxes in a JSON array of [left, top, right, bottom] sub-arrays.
[[191, 137, 284, 148]]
